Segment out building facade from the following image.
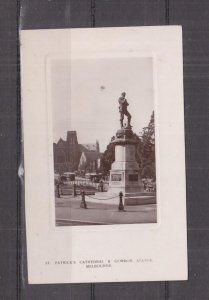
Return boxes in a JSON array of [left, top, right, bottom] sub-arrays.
[[53, 131, 100, 174], [78, 151, 102, 174]]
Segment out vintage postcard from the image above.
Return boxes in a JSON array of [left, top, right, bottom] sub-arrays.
[[21, 26, 187, 283]]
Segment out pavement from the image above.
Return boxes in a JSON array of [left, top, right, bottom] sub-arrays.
[[55, 194, 157, 226]]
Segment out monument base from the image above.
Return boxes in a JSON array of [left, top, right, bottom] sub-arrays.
[[108, 169, 144, 195], [107, 126, 154, 205]]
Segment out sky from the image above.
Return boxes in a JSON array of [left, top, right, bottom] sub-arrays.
[[51, 57, 154, 152]]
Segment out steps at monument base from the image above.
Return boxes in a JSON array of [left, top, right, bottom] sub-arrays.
[[124, 192, 156, 197], [124, 193, 156, 205]]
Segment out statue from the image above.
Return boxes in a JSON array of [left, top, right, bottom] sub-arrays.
[[118, 92, 132, 128]]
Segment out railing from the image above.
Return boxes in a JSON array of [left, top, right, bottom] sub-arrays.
[[55, 178, 156, 197], [80, 190, 124, 211], [58, 179, 109, 194]]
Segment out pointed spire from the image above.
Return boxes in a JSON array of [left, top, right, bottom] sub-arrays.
[[96, 139, 100, 153]]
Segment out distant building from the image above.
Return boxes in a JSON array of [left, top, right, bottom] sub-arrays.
[[78, 151, 102, 173], [53, 131, 101, 174]]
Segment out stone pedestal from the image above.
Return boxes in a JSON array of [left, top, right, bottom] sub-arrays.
[[108, 127, 143, 200]]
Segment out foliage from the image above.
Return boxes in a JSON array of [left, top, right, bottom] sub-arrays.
[[139, 111, 155, 179], [100, 141, 115, 175]]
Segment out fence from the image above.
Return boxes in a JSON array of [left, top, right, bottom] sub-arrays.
[[57, 180, 109, 195], [80, 190, 124, 211]]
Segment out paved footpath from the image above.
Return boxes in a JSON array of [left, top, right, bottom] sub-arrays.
[[55, 195, 157, 226]]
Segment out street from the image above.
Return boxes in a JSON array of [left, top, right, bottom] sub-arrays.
[[55, 195, 157, 226]]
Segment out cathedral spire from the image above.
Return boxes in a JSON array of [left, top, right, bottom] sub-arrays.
[[96, 139, 100, 153]]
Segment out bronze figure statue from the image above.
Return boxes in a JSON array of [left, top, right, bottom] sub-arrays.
[[118, 92, 132, 128]]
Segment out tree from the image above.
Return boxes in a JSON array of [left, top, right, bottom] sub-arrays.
[[100, 141, 115, 175], [139, 111, 155, 179]]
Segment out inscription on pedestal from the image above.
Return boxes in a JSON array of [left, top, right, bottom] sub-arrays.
[[129, 174, 138, 181], [111, 174, 122, 181]]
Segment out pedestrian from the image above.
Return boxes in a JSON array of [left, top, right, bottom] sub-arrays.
[[56, 182, 60, 198], [99, 179, 104, 192]]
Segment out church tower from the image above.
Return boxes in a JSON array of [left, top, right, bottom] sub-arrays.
[[66, 131, 80, 171], [96, 139, 100, 153]]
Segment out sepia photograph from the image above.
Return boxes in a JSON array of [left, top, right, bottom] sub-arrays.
[[51, 57, 157, 226], [21, 27, 187, 283]]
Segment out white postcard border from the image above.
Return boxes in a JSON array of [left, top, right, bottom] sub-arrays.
[[21, 26, 187, 284]]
